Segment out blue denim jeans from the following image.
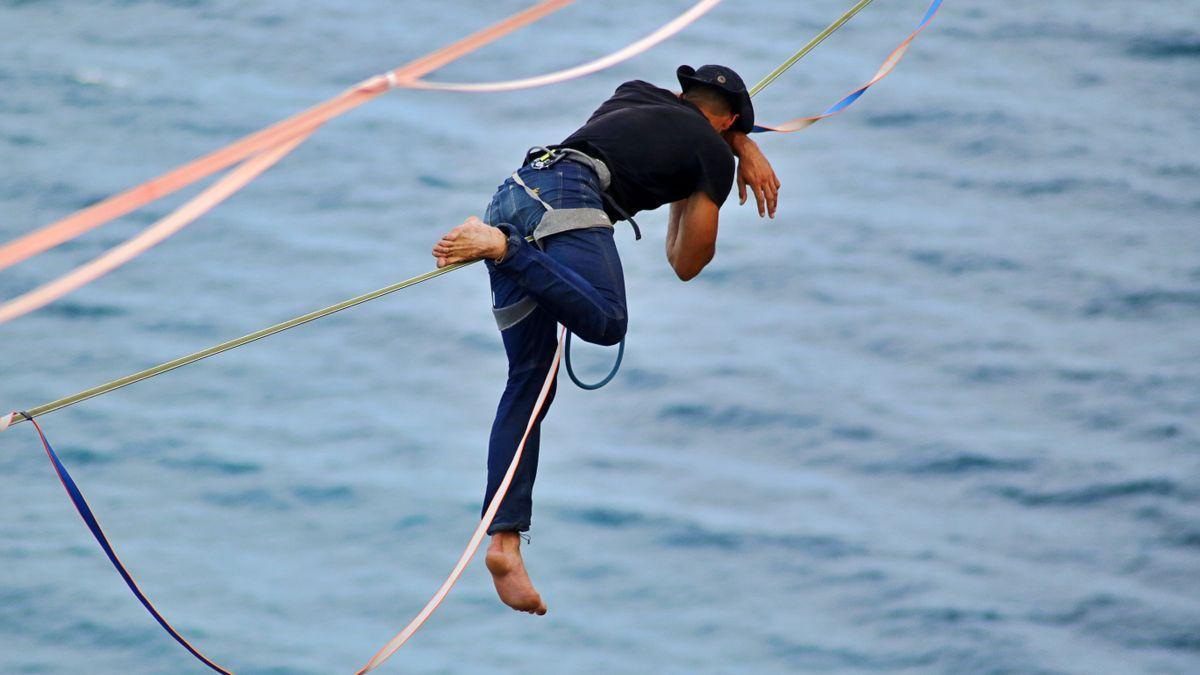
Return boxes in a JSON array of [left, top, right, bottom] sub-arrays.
[[482, 161, 628, 533]]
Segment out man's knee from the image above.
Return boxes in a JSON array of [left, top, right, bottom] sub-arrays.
[[577, 311, 627, 347], [598, 316, 627, 346]]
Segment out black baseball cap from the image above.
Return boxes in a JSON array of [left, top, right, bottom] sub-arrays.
[[676, 64, 754, 133]]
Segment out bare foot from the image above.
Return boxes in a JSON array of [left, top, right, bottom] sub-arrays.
[[432, 216, 508, 268], [485, 532, 547, 615]]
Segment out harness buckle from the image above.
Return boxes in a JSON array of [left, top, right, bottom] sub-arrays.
[[529, 149, 565, 171]]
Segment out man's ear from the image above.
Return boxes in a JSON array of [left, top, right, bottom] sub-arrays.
[[725, 113, 740, 133]]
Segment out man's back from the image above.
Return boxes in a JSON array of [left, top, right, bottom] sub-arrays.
[[559, 80, 734, 219]]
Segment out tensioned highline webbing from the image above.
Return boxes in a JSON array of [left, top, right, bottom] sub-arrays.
[[0, 0, 724, 326], [2, 1, 944, 672]]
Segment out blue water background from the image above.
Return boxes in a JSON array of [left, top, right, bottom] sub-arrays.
[[1, 1, 1198, 673]]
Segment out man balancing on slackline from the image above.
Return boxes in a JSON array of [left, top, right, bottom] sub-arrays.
[[431, 65, 781, 615]]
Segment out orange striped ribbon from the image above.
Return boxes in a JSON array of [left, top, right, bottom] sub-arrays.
[[0, 0, 577, 273]]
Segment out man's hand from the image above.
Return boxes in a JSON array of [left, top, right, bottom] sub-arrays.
[[725, 131, 781, 218], [432, 216, 508, 268]]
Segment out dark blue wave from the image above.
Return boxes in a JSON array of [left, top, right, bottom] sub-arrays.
[[1082, 288, 1200, 319], [995, 478, 1183, 506], [657, 403, 820, 430], [1127, 34, 1200, 59]]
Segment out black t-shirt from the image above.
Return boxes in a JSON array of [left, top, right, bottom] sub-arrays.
[[559, 80, 735, 219]]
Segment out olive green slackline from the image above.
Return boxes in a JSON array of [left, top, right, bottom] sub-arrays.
[[5, 0, 879, 429], [749, 0, 876, 97], [6, 254, 487, 426]]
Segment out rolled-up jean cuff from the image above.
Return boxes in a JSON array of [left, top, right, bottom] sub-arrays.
[[493, 223, 526, 266], [487, 520, 530, 535]]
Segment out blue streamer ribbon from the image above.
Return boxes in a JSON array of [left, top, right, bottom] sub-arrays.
[[23, 415, 232, 674], [752, 0, 943, 133]]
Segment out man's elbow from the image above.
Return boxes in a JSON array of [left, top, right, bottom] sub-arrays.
[[672, 249, 715, 282]]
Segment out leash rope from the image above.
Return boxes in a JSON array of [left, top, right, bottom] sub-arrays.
[[564, 329, 625, 390]]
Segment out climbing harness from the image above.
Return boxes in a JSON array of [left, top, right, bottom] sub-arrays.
[[0, 1, 945, 672], [510, 145, 634, 389], [520, 146, 642, 241]]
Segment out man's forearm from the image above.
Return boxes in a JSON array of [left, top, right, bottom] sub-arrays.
[[723, 129, 780, 218], [722, 129, 757, 157], [664, 195, 719, 281], [665, 200, 684, 265]]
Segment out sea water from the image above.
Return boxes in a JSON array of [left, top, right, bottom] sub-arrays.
[[1, 1, 1197, 673]]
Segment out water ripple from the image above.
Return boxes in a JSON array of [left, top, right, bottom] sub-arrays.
[[995, 478, 1183, 507], [161, 453, 262, 476], [1082, 287, 1200, 319], [1127, 34, 1200, 60], [657, 403, 820, 430], [871, 452, 1034, 476]]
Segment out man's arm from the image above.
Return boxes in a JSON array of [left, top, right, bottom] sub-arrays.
[[723, 130, 781, 218], [665, 191, 720, 281]]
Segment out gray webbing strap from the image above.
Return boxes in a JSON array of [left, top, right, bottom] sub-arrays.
[[511, 171, 553, 211], [511, 169, 613, 243], [492, 295, 538, 331], [533, 208, 612, 241]]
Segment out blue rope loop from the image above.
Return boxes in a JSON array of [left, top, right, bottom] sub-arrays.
[[564, 331, 624, 390]]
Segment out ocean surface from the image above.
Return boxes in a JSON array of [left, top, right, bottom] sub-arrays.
[[1, 1, 1198, 673]]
